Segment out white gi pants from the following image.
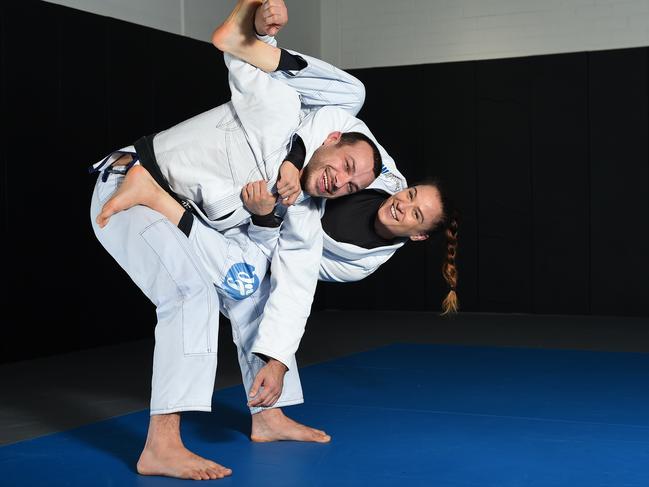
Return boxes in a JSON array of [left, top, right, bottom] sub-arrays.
[[89, 47, 366, 416]]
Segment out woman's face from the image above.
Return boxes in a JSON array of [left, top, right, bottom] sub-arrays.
[[375, 185, 443, 240]]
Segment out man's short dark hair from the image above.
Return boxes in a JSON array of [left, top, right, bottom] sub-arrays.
[[338, 132, 382, 179]]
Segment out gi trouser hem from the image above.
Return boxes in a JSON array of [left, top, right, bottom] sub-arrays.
[[249, 397, 304, 415], [151, 405, 213, 416]]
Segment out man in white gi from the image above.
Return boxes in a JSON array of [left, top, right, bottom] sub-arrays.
[[90, 0, 388, 480]]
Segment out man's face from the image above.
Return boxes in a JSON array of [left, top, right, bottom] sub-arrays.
[[376, 185, 443, 240], [301, 132, 376, 198]]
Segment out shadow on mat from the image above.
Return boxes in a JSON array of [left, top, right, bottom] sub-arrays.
[[60, 402, 250, 472], [65, 415, 146, 473], [185, 400, 251, 441]]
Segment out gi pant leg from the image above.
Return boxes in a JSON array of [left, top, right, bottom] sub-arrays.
[[90, 167, 219, 415], [221, 276, 304, 415], [272, 49, 366, 116], [255, 34, 366, 116], [187, 221, 304, 415]]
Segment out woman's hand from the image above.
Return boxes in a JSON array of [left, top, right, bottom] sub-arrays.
[[254, 0, 288, 37], [242, 180, 276, 216]]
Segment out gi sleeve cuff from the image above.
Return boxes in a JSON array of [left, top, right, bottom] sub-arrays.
[[251, 212, 282, 228], [251, 348, 291, 371]]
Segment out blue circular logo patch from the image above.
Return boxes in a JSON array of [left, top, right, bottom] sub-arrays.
[[223, 263, 260, 300]]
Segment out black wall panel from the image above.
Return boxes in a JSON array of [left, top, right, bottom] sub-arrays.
[[2, 1, 648, 363], [476, 59, 534, 313], [589, 49, 649, 316], [0, 2, 7, 360], [530, 53, 590, 314], [3, 2, 61, 360], [150, 30, 229, 132], [421, 61, 479, 312], [56, 6, 116, 349], [105, 17, 155, 147]]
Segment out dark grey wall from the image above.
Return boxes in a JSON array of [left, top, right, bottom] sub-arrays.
[[1, 1, 647, 363]]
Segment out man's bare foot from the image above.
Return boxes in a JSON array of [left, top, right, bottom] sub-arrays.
[[137, 443, 232, 481], [211, 0, 279, 72], [137, 414, 232, 481], [96, 164, 163, 228], [251, 408, 331, 443]]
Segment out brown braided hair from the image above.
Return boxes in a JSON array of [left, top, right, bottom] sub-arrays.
[[414, 179, 459, 315], [440, 210, 459, 314]]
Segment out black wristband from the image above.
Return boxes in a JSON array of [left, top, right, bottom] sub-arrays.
[[251, 212, 282, 228], [177, 210, 194, 237], [276, 49, 308, 72], [284, 134, 306, 170]]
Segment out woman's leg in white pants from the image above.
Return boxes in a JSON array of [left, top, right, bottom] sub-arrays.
[[186, 219, 304, 413], [187, 220, 328, 442], [220, 276, 304, 414], [270, 46, 366, 116], [222, 279, 330, 443]]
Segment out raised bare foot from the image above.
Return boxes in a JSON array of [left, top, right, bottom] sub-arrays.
[[137, 443, 232, 481], [251, 408, 331, 443], [211, 0, 259, 54], [96, 164, 161, 228]]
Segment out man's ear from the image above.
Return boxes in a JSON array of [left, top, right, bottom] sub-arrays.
[[322, 131, 342, 146], [410, 233, 429, 242]]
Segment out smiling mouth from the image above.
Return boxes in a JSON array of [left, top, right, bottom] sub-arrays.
[[390, 203, 398, 221], [322, 170, 330, 193]]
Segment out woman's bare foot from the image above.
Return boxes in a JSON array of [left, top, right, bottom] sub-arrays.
[[251, 408, 331, 443], [212, 0, 258, 52], [137, 414, 232, 481], [211, 0, 280, 72], [96, 164, 166, 228]]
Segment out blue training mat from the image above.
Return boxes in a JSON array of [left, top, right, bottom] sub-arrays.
[[1, 344, 648, 486]]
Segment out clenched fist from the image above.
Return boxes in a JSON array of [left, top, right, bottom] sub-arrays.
[[254, 0, 288, 37]]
